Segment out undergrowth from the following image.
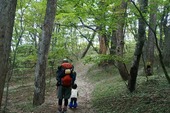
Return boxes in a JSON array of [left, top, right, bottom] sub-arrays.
[[87, 65, 170, 113]]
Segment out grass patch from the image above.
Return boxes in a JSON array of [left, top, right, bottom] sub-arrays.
[[88, 65, 170, 113], [15, 102, 35, 112], [87, 65, 120, 82]]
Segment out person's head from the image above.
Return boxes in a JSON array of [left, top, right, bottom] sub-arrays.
[[72, 83, 77, 89], [62, 58, 69, 63]]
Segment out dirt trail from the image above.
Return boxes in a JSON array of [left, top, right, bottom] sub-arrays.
[[34, 61, 96, 113], [70, 61, 95, 113]]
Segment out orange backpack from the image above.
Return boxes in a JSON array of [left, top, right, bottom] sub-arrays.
[[61, 63, 73, 87]]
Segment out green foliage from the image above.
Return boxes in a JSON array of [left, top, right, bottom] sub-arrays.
[[48, 46, 70, 64], [48, 27, 84, 64], [56, 12, 78, 24], [124, 40, 136, 61], [84, 54, 114, 64], [11, 44, 37, 74], [56, 0, 80, 24], [15, 0, 45, 38], [84, 48, 134, 65]]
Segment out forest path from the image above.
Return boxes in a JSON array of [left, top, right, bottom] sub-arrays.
[[34, 61, 96, 113]]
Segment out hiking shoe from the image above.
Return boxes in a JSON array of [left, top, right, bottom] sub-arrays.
[[62, 106, 68, 113], [57, 110, 62, 113], [73, 103, 78, 108], [69, 102, 73, 108], [62, 110, 67, 113], [57, 108, 62, 113], [62, 109, 67, 113]]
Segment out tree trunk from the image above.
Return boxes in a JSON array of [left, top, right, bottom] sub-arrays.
[[33, 0, 57, 106], [110, 30, 117, 55], [97, 1, 108, 56], [115, 0, 129, 81], [81, 31, 97, 58], [128, 0, 148, 92], [99, 34, 107, 54], [4, 19, 24, 111], [0, 0, 17, 109], [163, 25, 170, 67], [145, 1, 157, 75], [159, 13, 164, 51]]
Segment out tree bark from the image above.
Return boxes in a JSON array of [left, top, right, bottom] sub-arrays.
[[163, 20, 170, 67], [110, 30, 117, 55], [115, 0, 129, 81], [0, 0, 17, 109], [128, 0, 148, 92], [97, 2, 108, 56], [81, 31, 97, 58], [33, 0, 57, 106], [99, 34, 107, 54], [145, 1, 157, 75]]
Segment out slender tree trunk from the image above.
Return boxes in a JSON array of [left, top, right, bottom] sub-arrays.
[[0, 0, 17, 109], [4, 22, 24, 111], [159, 12, 164, 51], [163, 14, 170, 67], [33, 0, 57, 106], [110, 30, 117, 55], [115, 0, 129, 81], [145, 1, 157, 74], [97, 1, 108, 56], [128, 0, 148, 92], [81, 31, 96, 58], [99, 34, 107, 54]]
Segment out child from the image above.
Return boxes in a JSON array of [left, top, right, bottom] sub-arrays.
[[69, 83, 78, 108]]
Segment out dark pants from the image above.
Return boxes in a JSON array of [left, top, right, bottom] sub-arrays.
[[70, 98, 77, 104], [58, 99, 68, 106], [57, 86, 71, 107]]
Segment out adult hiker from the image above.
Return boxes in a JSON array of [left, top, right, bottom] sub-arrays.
[[56, 59, 76, 113]]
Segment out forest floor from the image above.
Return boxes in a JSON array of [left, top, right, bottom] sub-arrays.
[[1, 61, 96, 113], [1, 61, 170, 113]]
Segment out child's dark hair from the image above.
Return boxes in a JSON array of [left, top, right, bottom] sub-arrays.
[[72, 83, 77, 89]]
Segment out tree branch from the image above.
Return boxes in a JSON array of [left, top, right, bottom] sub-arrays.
[[76, 28, 99, 54], [78, 17, 98, 32]]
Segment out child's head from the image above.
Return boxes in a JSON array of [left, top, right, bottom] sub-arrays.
[[72, 83, 77, 89]]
